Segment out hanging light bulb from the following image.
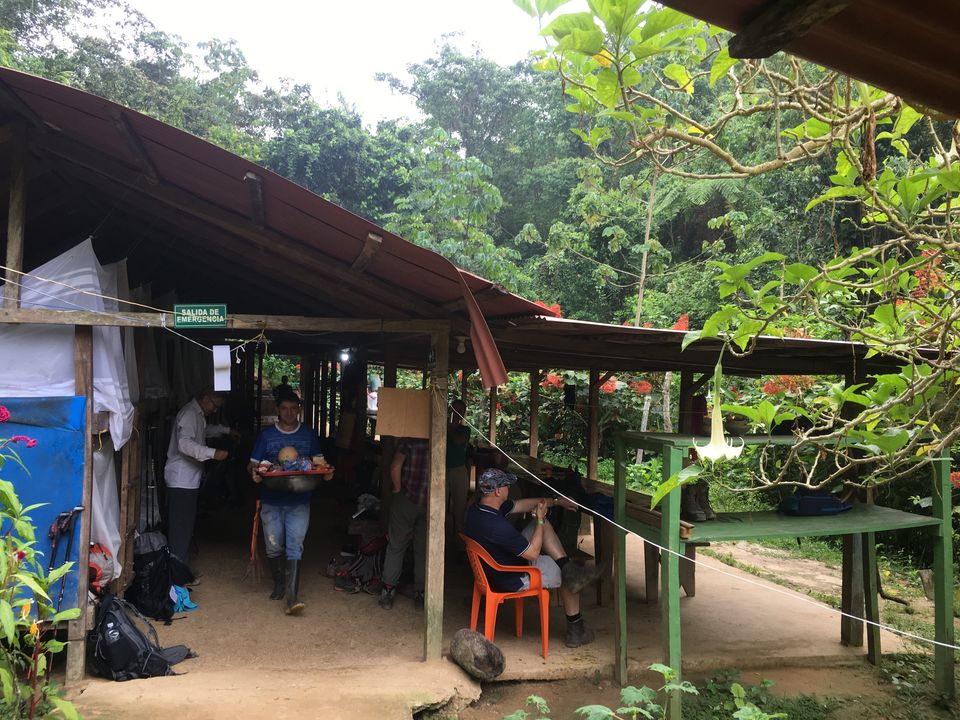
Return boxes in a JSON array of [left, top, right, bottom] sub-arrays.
[[694, 360, 744, 462], [455, 335, 467, 354], [340, 348, 351, 363]]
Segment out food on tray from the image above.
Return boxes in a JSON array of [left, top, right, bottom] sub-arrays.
[[258, 451, 333, 475], [277, 446, 299, 463]]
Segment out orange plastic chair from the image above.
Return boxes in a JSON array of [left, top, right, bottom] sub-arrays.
[[459, 533, 550, 659]]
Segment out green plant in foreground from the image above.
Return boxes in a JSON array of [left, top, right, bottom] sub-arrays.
[[0, 405, 80, 719]]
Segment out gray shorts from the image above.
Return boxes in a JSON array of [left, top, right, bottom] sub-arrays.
[[517, 519, 562, 590]]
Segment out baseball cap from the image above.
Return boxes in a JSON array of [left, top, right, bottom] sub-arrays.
[[477, 468, 518, 494]]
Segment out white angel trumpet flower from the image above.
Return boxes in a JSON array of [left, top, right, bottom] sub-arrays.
[[694, 361, 744, 463]]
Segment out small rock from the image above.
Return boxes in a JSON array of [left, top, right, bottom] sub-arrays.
[[449, 628, 505, 681]]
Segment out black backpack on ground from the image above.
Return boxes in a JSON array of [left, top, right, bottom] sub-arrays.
[[87, 593, 195, 681], [126, 541, 193, 622]]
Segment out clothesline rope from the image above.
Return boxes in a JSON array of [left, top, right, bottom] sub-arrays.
[[451, 409, 960, 653]]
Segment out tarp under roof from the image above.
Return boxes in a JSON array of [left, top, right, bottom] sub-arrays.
[[661, 0, 960, 119]]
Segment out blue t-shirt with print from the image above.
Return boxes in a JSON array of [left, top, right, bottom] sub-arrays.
[[464, 500, 530, 592], [251, 423, 323, 506]]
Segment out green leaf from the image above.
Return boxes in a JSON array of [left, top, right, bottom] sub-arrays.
[[0, 666, 13, 705], [650, 465, 701, 509], [14, 573, 50, 601], [783, 262, 819, 285], [49, 695, 80, 720], [0, 600, 15, 645], [805, 185, 865, 211], [47, 561, 74, 586], [681, 330, 702, 350], [50, 607, 81, 624], [596, 67, 621, 108], [640, 7, 689, 40], [709, 46, 737, 86], [512, 0, 536, 16], [663, 63, 693, 95], [892, 104, 922, 137], [557, 28, 605, 54], [648, 663, 677, 681], [575, 705, 616, 720], [620, 685, 658, 706]]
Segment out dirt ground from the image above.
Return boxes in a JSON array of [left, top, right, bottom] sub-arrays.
[[68, 493, 950, 719]]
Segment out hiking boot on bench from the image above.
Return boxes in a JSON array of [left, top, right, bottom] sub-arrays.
[[560, 560, 603, 594], [284, 559, 305, 615], [695, 481, 717, 521], [681, 485, 706, 522], [268, 556, 285, 600]]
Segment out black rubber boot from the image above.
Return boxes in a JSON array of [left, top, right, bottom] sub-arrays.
[[284, 559, 305, 615], [268, 556, 285, 600], [564, 618, 595, 648]]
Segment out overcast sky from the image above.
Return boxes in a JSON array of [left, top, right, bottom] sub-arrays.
[[126, 0, 555, 125]]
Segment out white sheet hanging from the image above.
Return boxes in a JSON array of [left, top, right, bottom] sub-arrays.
[[0, 239, 135, 449]]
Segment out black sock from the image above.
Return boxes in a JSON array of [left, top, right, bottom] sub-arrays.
[[556, 556, 569, 569], [566, 613, 582, 624]]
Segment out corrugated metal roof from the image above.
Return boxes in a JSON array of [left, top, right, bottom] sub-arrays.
[[662, 0, 960, 118]]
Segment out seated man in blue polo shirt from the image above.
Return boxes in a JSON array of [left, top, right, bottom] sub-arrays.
[[464, 468, 600, 648]]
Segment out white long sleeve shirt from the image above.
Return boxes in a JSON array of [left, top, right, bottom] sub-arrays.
[[164, 399, 228, 490]]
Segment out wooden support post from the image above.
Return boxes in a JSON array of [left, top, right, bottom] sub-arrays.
[[380, 346, 398, 525], [66, 326, 94, 683], [613, 433, 629, 684], [644, 542, 660, 604], [861, 532, 880, 664], [931, 452, 955, 697], [301, 355, 314, 430], [4, 123, 26, 309], [529, 371, 540, 459], [424, 326, 450, 661], [255, 347, 264, 434], [588, 369, 600, 481], [328, 359, 338, 439], [319, 358, 329, 437], [840, 534, 865, 646], [116, 407, 139, 592], [487, 386, 497, 444], [661, 446, 683, 719]]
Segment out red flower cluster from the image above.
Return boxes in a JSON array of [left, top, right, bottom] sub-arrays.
[[672, 314, 689, 331], [0, 405, 8, 423], [951, 471, 960, 489], [630, 380, 653, 395], [762, 375, 815, 395], [912, 249, 945, 298], [534, 300, 563, 318], [541, 373, 564, 390], [600, 378, 618, 394]]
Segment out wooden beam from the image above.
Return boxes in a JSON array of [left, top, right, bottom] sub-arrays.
[[0, 79, 46, 131], [351, 232, 382, 273], [424, 326, 450, 661], [3, 123, 26, 308], [487, 386, 497, 444], [588, 369, 600, 481], [243, 172, 265, 229], [66, 326, 93, 683], [34, 131, 453, 320], [529, 370, 540, 459], [729, 0, 850, 58], [109, 110, 159, 183], [0, 307, 449, 333]]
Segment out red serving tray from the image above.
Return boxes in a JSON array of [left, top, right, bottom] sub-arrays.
[[259, 467, 333, 477]]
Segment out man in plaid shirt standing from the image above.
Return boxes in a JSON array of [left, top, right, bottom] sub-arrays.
[[379, 437, 430, 610]]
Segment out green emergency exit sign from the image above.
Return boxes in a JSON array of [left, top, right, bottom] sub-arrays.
[[173, 304, 227, 329]]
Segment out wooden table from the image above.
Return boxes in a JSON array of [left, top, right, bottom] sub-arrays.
[[611, 431, 955, 719]]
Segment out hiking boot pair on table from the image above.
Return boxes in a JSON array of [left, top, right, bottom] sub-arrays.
[[680, 481, 717, 523]]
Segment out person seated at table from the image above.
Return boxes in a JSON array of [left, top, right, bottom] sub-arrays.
[[464, 468, 601, 648]]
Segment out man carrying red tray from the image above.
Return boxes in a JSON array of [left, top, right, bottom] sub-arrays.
[[249, 392, 333, 615]]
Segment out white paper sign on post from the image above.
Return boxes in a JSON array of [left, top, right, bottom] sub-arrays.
[[213, 345, 231, 391]]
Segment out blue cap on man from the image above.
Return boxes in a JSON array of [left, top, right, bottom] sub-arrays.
[[477, 468, 518, 494]]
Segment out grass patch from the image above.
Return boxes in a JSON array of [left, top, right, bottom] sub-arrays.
[[684, 671, 839, 720]]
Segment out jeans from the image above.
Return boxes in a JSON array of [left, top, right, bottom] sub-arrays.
[[260, 502, 311, 560]]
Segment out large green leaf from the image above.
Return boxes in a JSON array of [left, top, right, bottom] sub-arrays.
[[0, 600, 15, 645], [650, 464, 701, 509], [596, 67, 621, 108], [663, 63, 693, 95], [639, 7, 689, 40], [710, 46, 737, 86], [805, 184, 866, 211]]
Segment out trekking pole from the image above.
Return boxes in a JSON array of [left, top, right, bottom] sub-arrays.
[[47, 510, 73, 574], [54, 506, 84, 614]]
